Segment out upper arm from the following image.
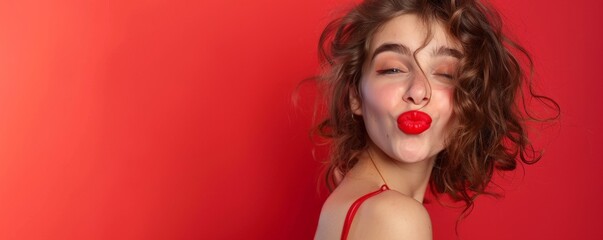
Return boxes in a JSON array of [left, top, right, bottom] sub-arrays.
[[347, 191, 432, 240]]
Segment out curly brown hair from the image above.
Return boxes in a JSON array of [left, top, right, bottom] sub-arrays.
[[314, 0, 559, 215]]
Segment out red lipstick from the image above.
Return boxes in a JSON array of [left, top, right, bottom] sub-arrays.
[[397, 110, 432, 134]]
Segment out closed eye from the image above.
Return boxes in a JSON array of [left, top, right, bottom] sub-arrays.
[[376, 68, 407, 75], [435, 73, 453, 79]]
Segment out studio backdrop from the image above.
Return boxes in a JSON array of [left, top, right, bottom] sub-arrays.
[[0, 0, 602, 239]]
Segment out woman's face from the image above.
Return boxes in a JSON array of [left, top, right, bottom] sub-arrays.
[[352, 14, 461, 163]]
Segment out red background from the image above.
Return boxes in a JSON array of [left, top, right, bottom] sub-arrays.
[[1, 0, 602, 239]]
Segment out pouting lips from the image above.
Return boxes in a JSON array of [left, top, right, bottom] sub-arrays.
[[397, 110, 432, 134]]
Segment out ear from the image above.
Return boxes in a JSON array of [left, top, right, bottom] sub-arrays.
[[349, 87, 362, 115]]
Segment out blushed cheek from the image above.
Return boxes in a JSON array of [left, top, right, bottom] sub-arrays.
[[438, 86, 454, 107], [360, 84, 398, 144], [362, 84, 401, 113], [437, 88, 456, 142]]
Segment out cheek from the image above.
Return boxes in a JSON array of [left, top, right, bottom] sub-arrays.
[[361, 82, 402, 114], [434, 86, 454, 105], [431, 87, 455, 124]]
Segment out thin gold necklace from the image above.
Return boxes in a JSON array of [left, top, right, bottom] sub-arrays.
[[367, 150, 389, 187]]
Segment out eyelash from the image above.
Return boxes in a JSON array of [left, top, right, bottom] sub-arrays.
[[376, 68, 455, 80], [435, 73, 453, 79], [376, 68, 406, 75]]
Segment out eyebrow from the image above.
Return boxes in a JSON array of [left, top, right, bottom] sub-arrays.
[[371, 43, 411, 61], [432, 46, 463, 59]]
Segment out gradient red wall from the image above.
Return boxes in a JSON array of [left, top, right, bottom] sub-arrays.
[[1, 0, 601, 239]]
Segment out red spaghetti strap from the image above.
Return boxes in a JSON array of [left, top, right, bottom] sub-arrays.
[[341, 184, 389, 240]]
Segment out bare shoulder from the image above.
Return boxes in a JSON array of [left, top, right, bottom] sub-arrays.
[[348, 190, 432, 240]]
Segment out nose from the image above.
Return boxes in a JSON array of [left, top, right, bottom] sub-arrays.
[[402, 73, 430, 105]]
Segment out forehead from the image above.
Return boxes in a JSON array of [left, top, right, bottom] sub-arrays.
[[368, 14, 460, 54]]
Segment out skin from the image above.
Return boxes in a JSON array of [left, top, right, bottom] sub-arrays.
[[315, 14, 462, 240]]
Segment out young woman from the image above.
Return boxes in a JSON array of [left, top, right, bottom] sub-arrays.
[[312, 0, 558, 239]]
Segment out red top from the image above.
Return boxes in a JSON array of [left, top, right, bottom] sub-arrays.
[[341, 184, 390, 240]]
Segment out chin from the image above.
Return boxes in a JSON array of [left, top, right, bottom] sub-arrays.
[[388, 144, 431, 163], [394, 152, 431, 163]]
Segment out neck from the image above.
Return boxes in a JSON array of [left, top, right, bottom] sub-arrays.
[[353, 145, 436, 203]]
